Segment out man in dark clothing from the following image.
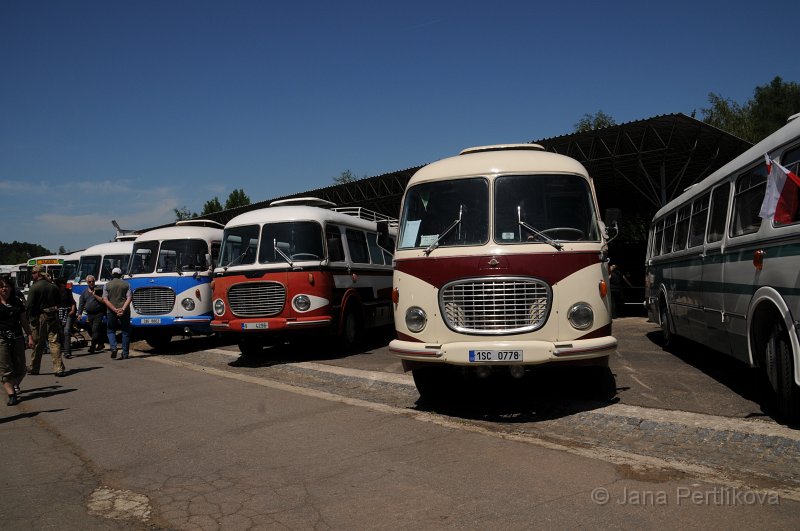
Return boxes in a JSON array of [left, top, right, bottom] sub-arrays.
[[76, 275, 106, 353], [26, 265, 66, 376], [103, 268, 132, 359]]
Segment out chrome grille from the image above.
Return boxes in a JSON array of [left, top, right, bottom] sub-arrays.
[[439, 277, 551, 335], [132, 287, 175, 315], [228, 282, 286, 317]]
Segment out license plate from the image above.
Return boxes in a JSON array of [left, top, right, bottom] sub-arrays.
[[242, 322, 269, 330], [141, 318, 161, 324], [469, 350, 523, 362]]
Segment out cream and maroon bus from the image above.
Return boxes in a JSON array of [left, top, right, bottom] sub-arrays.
[[211, 198, 397, 355], [390, 144, 617, 399]]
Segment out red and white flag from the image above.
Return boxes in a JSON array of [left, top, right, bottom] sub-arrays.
[[759, 154, 800, 222]]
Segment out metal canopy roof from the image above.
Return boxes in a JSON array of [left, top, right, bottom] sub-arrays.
[[191, 113, 753, 231]]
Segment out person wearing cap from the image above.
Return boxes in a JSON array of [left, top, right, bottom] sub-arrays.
[[26, 265, 67, 376], [102, 267, 132, 359], [76, 275, 106, 353]]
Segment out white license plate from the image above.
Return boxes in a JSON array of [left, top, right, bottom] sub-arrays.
[[469, 350, 523, 362], [242, 322, 269, 330], [141, 318, 161, 324]]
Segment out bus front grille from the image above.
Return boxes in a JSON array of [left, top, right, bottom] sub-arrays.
[[132, 287, 176, 315], [228, 282, 286, 317], [439, 277, 551, 335]]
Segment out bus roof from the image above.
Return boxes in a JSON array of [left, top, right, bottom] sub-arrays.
[[408, 147, 589, 186], [654, 114, 800, 219], [134, 224, 223, 243], [224, 205, 395, 232], [79, 240, 134, 256]]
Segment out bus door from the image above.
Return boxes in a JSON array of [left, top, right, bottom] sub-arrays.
[[701, 182, 732, 355]]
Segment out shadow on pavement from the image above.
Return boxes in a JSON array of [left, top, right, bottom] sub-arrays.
[[0, 409, 67, 424]]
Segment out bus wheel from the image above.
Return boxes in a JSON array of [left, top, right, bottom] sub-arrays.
[[238, 338, 263, 357], [145, 331, 173, 351], [765, 321, 800, 423], [659, 302, 674, 349], [339, 308, 362, 351], [412, 366, 456, 403]]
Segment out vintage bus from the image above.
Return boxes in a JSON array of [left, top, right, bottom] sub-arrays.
[[127, 220, 223, 349], [210, 198, 397, 355], [389, 144, 617, 399], [73, 239, 134, 324], [646, 114, 800, 421]]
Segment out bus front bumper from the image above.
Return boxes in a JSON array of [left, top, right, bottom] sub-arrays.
[[389, 336, 617, 366], [211, 316, 333, 333]]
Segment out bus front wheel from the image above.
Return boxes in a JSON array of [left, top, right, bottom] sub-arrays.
[[145, 331, 173, 351], [765, 321, 800, 423], [659, 302, 675, 349]]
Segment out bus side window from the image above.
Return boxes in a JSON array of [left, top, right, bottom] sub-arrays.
[[345, 228, 370, 264], [688, 193, 709, 248], [731, 165, 767, 236], [707, 183, 730, 243], [653, 219, 664, 256], [662, 213, 676, 254], [367, 233, 385, 265], [775, 145, 800, 225], [673, 206, 691, 251], [326, 226, 345, 262]]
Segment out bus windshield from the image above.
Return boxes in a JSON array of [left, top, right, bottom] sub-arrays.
[[258, 221, 324, 264], [158, 239, 209, 272], [398, 178, 489, 250], [219, 225, 260, 267], [494, 174, 600, 243], [101, 254, 130, 279], [130, 241, 159, 274]]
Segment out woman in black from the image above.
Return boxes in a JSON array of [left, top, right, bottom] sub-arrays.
[[0, 276, 34, 405]]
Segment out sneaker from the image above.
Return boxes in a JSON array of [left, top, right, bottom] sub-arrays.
[[110, 351, 117, 359], [87, 346, 95, 353], [55, 370, 67, 378], [64, 353, 73, 359], [7, 394, 19, 406]]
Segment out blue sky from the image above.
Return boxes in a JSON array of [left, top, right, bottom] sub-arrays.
[[2, 0, 799, 254]]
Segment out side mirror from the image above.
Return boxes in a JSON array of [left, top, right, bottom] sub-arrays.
[[205, 253, 213, 270], [604, 208, 621, 226]]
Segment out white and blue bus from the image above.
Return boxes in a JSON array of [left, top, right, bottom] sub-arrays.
[[127, 220, 223, 349], [73, 239, 135, 324], [646, 113, 800, 421]]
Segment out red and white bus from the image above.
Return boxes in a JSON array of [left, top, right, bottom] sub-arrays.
[[211, 198, 397, 355], [389, 144, 618, 399]]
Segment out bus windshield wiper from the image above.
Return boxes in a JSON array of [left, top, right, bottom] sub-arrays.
[[224, 249, 249, 270], [424, 205, 463, 256], [517, 206, 563, 250], [273, 239, 294, 267]]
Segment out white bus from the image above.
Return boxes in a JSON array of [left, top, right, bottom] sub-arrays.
[[646, 114, 800, 421], [389, 144, 617, 399], [211, 198, 397, 355], [73, 239, 134, 324], [127, 220, 223, 349]]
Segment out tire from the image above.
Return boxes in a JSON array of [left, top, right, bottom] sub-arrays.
[[412, 366, 460, 403], [765, 321, 800, 423], [338, 308, 362, 352], [145, 331, 173, 351], [238, 338, 263, 357], [660, 301, 675, 349]]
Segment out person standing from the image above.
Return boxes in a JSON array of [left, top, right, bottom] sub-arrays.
[[0, 277, 34, 405], [103, 267, 132, 360], [26, 265, 66, 377], [76, 275, 106, 353], [56, 277, 77, 359]]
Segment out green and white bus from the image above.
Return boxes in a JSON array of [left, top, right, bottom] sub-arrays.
[[646, 113, 800, 421]]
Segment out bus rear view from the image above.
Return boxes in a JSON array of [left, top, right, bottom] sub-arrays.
[[389, 144, 617, 399]]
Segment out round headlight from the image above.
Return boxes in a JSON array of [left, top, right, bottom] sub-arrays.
[[567, 302, 594, 330], [181, 298, 196, 311], [293, 294, 311, 312], [213, 298, 225, 316], [405, 306, 427, 333]]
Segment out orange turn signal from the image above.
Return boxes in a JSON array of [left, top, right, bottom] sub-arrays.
[[195, 288, 201, 301], [599, 279, 608, 299], [753, 249, 766, 271], [392, 287, 399, 304]]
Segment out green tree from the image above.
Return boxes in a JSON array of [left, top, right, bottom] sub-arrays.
[[58, 245, 67, 254], [333, 170, 358, 185], [701, 76, 800, 142], [574, 111, 617, 132], [224, 189, 251, 210], [174, 206, 196, 221], [0, 240, 52, 264], [201, 197, 223, 216]]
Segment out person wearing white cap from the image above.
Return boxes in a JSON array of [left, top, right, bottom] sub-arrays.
[[102, 267, 132, 359]]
